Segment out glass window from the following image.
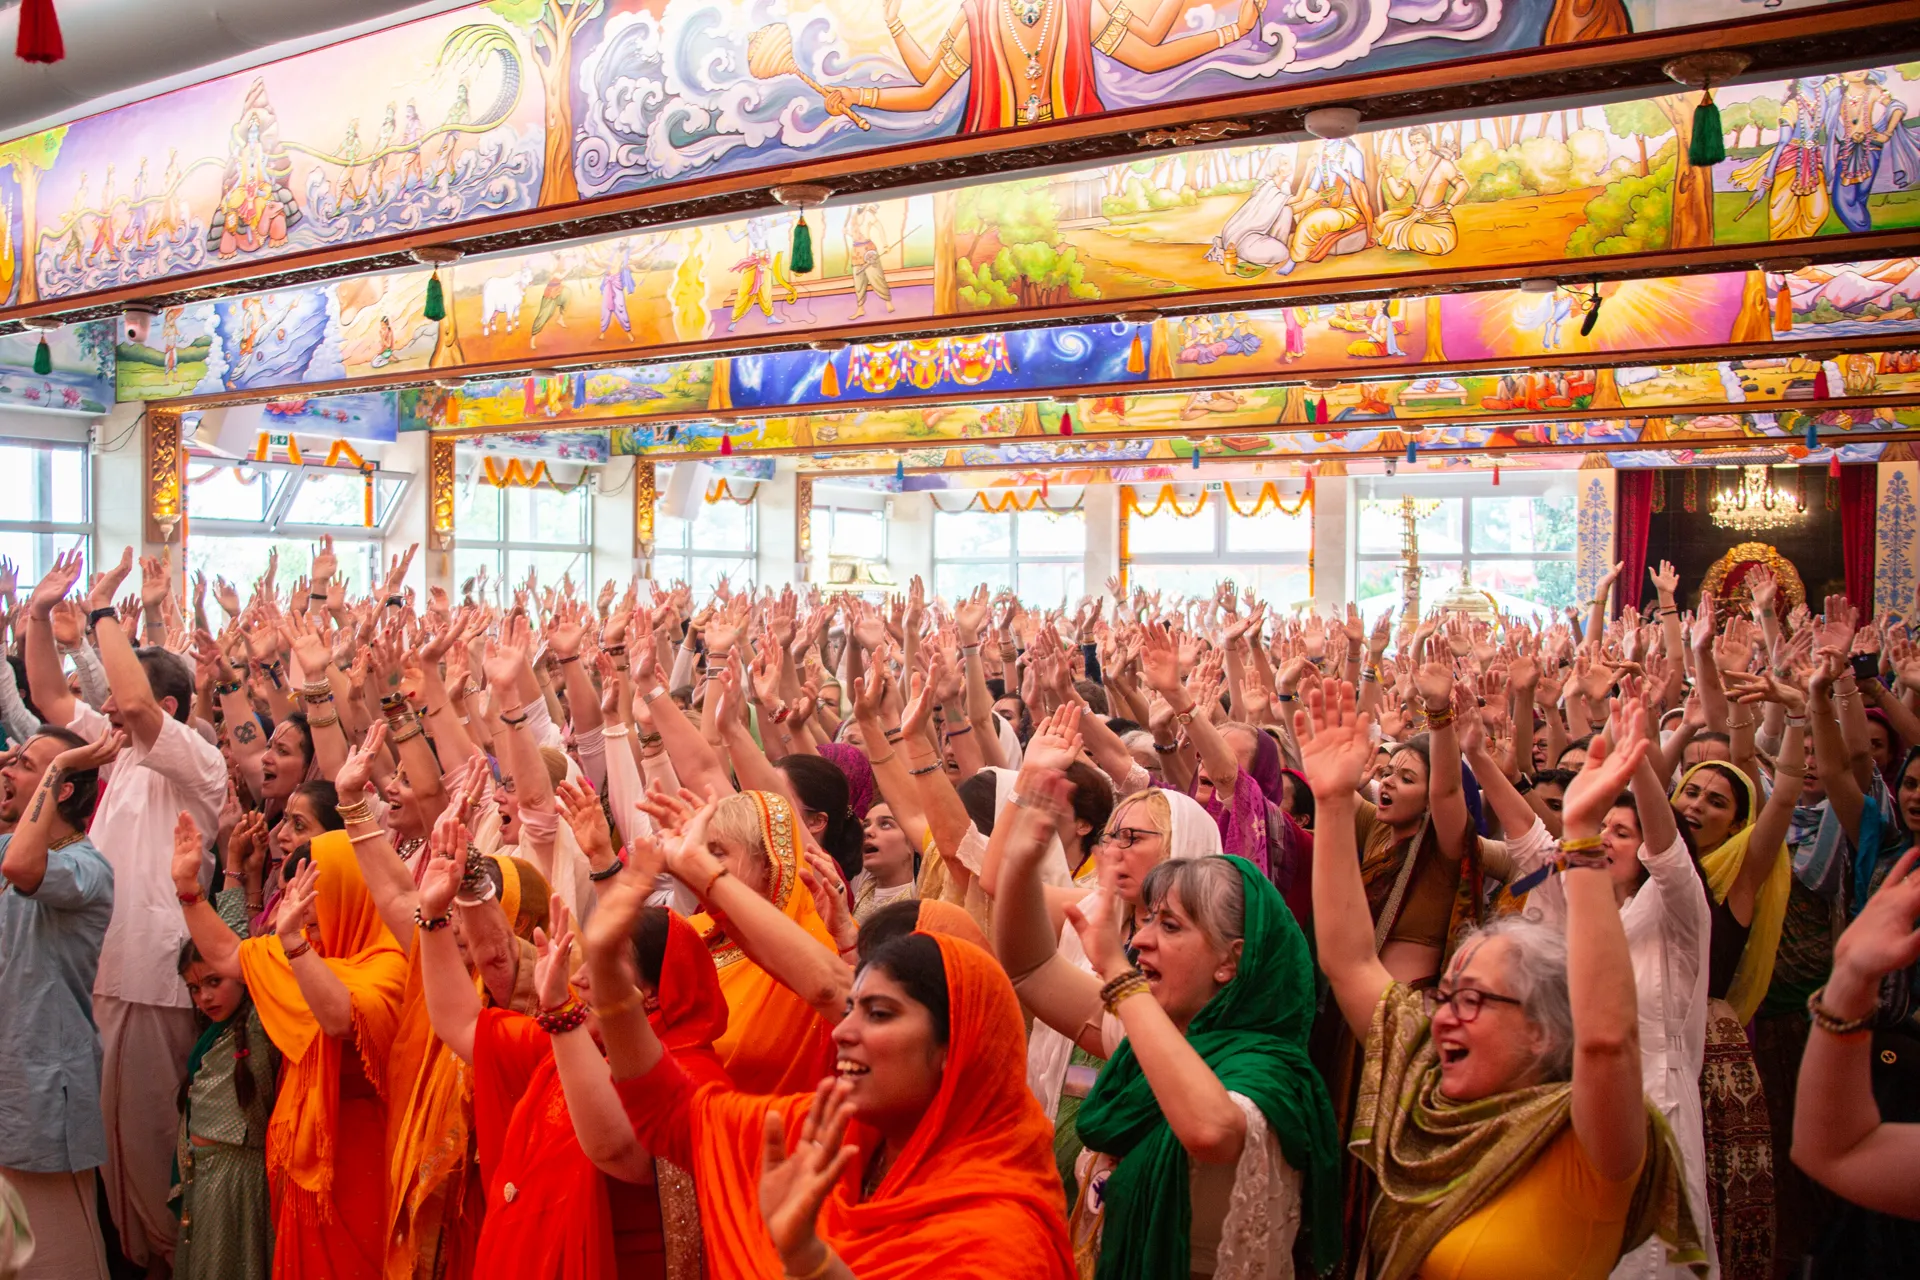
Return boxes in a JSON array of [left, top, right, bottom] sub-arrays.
[[1124, 486, 1312, 604], [825, 508, 887, 560], [1353, 490, 1576, 622], [457, 457, 597, 590], [0, 439, 92, 586], [932, 504, 1083, 604], [281, 470, 405, 527], [185, 454, 409, 594], [647, 494, 756, 589]]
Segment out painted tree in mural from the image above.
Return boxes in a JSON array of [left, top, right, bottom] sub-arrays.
[[489, 0, 601, 206], [1602, 100, 1668, 177], [1653, 93, 1716, 249], [0, 126, 66, 306], [953, 182, 1100, 310]]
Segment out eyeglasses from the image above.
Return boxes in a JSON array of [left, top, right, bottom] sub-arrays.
[[1102, 827, 1161, 850], [1421, 987, 1524, 1023]]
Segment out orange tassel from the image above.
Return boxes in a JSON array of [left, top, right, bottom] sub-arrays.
[[1126, 329, 1145, 375], [1774, 278, 1793, 332], [821, 355, 840, 398]]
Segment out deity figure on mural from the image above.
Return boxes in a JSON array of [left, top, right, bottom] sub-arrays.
[[1290, 137, 1374, 265], [725, 215, 798, 330], [368, 103, 399, 199], [1376, 126, 1467, 256], [160, 311, 180, 374], [437, 82, 471, 186], [87, 166, 119, 266], [1207, 151, 1296, 277], [214, 115, 294, 259], [397, 101, 429, 191], [153, 150, 187, 244], [529, 259, 573, 349], [599, 240, 635, 338], [121, 157, 150, 250], [1822, 68, 1918, 234], [1731, 78, 1830, 241], [330, 120, 372, 215], [816, 0, 1266, 130], [845, 204, 895, 318]]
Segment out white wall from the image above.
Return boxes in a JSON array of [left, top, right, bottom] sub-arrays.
[[592, 456, 639, 582], [1082, 484, 1119, 594], [381, 430, 434, 598], [755, 467, 800, 586], [1313, 472, 1350, 613], [94, 401, 150, 561]]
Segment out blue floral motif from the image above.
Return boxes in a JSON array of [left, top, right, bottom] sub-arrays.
[[1877, 469, 1917, 621], [1576, 476, 1612, 604]]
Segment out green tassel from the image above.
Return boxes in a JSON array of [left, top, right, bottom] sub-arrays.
[[790, 215, 814, 275], [1688, 90, 1726, 168], [32, 334, 50, 375], [423, 270, 446, 322]]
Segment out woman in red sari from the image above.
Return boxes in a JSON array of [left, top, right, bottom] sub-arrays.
[[580, 798, 1075, 1280], [414, 817, 731, 1280]]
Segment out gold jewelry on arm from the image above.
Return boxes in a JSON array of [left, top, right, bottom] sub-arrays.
[[938, 32, 970, 77], [1216, 20, 1241, 46], [855, 86, 879, 108], [1094, 5, 1130, 54]]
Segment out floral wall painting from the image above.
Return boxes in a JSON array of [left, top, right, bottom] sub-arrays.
[[0, 0, 1895, 312], [0, 318, 112, 413]]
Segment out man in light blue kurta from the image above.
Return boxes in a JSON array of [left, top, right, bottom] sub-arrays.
[[0, 727, 119, 1280]]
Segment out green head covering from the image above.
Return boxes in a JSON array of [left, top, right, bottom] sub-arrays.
[[1075, 855, 1342, 1277]]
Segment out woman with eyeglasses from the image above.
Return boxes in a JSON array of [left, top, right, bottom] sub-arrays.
[[994, 769, 1340, 1279], [1301, 682, 1706, 1279]]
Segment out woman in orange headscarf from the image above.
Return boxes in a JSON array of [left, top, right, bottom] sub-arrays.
[[654, 789, 841, 1095], [413, 810, 732, 1280], [581, 800, 1075, 1280], [171, 820, 408, 1280]]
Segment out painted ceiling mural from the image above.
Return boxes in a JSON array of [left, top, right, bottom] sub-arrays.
[[0, 0, 1878, 311], [90, 57, 1920, 409]]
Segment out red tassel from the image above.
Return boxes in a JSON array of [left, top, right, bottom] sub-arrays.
[[1059, 408, 1073, 437], [1813, 365, 1830, 400], [719, 433, 733, 456], [1492, 464, 1501, 487], [1316, 394, 1330, 421], [1829, 453, 1841, 479], [16, 0, 64, 63]]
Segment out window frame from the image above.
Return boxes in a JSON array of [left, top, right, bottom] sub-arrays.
[[650, 494, 758, 591], [931, 503, 1086, 603], [0, 436, 92, 580], [1349, 476, 1577, 620], [1121, 483, 1313, 594], [456, 470, 597, 589]]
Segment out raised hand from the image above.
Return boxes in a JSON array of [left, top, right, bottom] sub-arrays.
[[759, 1079, 860, 1271], [1560, 702, 1650, 831], [556, 777, 616, 865], [171, 811, 206, 898], [28, 544, 85, 620], [1063, 885, 1130, 978], [51, 729, 126, 776], [1648, 559, 1680, 599], [531, 897, 577, 1013], [276, 858, 320, 946], [335, 722, 387, 799], [1293, 679, 1374, 800]]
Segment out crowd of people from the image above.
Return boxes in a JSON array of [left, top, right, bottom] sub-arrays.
[[0, 536, 1917, 1280]]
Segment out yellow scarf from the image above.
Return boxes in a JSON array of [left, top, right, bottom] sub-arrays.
[[1672, 762, 1790, 1024]]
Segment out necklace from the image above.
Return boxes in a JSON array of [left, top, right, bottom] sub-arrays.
[[1001, 0, 1057, 123], [861, 1146, 895, 1200]]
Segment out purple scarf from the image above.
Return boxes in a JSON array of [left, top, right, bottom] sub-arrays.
[[818, 742, 877, 822]]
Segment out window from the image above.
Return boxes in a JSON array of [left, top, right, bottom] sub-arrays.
[[652, 497, 756, 593], [1124, 484, 1312, 604], [0, 439, 91, 585], [932, 506, 1084, 604], [1352, 483, 1576, 623], [823, 506, 887, 562], [183, 455, 411, 592], [455, 469, 595, 592]]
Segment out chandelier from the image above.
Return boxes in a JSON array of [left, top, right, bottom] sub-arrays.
[[1710, 465, 1806, 533]]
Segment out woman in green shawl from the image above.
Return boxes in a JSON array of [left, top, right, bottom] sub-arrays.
[[993, 767, 1341, 1279], [1299, 681, 1706, 1280]]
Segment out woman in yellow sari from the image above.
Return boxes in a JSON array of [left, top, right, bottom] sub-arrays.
[[171, 820, 408, 1280], [646, 788, 841, 1095]]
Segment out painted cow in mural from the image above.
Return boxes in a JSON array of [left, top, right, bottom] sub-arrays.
[[480, 265, 535, 335]]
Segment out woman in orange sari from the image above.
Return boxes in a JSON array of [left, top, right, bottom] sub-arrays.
[[583, 799, 1076, 1280], [171, 819, 408, 1280], [414, 811, 732, 1280], [651, 789, 840, 1095]]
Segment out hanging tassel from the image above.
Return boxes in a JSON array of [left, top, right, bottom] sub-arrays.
[[1813, 364, 1830, 400], [821, 354, 841, 398], [1316, 394, 1330, 423], [665, 424, 679, 443], [790, 214, 814, 275], [1774, 277, 1794, 332], [1805, 419, 1819, 451], [1492, 463, 1501, 487], [1059, 408, 1073, 437], [1688, 86, 1726, 168], [423, 270, 446, 322], [1304, 398, 1317, 424], [1829, 453, 1842, 479], [894, 458, 905, 484], [1579, 283, 1602, 337], [31, 333, 50, 375], [16, 0, 64, 64], [719, 432, 733, 456], [1126, 328, 1145, 375], [1191, 444, 1202, 470], [1040, 476, 1050, 500], [1405, 438, 1417, 463]]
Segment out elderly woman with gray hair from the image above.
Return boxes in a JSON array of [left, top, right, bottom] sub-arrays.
[[1298, 680, 1708, 1280]]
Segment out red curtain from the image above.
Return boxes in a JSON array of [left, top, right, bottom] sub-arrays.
[[1839, 463, 1876, 621], [1616, 470, 1656, 616]]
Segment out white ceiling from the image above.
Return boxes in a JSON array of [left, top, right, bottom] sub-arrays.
[[0, 0, 479, 137]]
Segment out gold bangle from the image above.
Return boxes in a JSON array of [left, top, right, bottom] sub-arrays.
[[867, 752, 896, 767], [593, 986, 648, 1020], [784, 1245, 836, 1280], [337, 799, 375, 824], [308, 714, 340, 729], [1559, 834, 1604, 853], [348, 830, 389, 845]]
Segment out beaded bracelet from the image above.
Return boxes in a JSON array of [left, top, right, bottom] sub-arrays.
[[588, 857, 626, 883], [308, 713, 341, 730], [282, 935, 313, 961], [177, 890, 205, 906], [908, 761, 942, 776], [639, 731, 663, 747], [1806, 985, 1875, 1036], [1425, 707, 1455, 731], [215, 679, 243, 697], [414, 905, 453, 933], [301, 681, 332, 701], [1100, 970, 1152, 1015], [535, 997, 591, 1036]]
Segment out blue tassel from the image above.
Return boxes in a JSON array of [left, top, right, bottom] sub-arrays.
[[895, 458, 905, 484], [1191, 446, 1201, 470], [1805, 419, 1818, 451], [1406, 438, 1417, 463]]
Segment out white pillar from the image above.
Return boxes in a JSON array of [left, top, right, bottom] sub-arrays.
[[592, 457, 639, 587], [756, 466, 799, 587], [1082, 483, 1119, 595], [887, 491, 934, 589], [1314, 470, 1350, 614], [381, 430, 434, 598], [94, 401, 151, 562]]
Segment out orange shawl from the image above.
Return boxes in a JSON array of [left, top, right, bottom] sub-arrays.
[[691, 790, 837, 1095], [654, 934, 1075, 1279], [383, 855, 543, 1280], [238, 830, 409, 1229], [914, 898, 989, 950]]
